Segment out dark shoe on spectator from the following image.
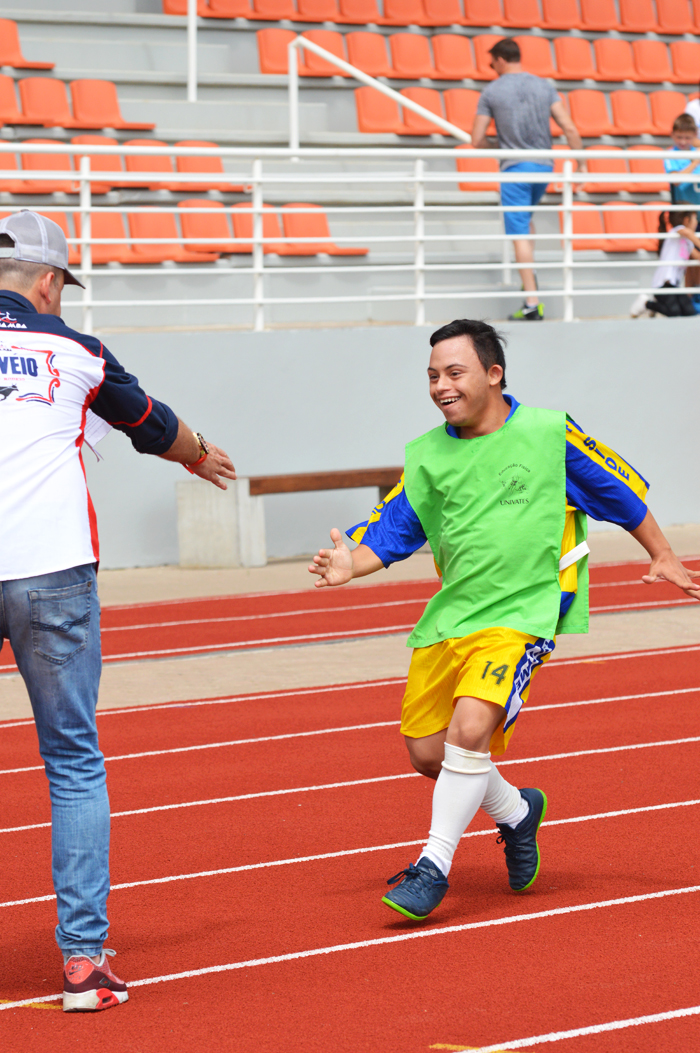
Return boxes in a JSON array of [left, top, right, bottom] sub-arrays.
[[508, 302, 544, 321]]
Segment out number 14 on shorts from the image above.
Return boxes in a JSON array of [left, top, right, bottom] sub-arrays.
[[481, 660, 509, 685]]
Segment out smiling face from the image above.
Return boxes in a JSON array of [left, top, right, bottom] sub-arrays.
[[427, 335, 506, 436]]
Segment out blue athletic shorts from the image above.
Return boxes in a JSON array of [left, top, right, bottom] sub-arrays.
[[500, 162, 553, 237]]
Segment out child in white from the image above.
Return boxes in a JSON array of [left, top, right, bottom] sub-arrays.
[[645, 205, 700, 318]]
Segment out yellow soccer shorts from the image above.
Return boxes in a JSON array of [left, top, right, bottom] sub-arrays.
[[400, 627, 556, 755]]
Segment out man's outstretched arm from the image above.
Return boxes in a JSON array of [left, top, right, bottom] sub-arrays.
[[631, 508, 700, 600], [309, 528, 384, 588]]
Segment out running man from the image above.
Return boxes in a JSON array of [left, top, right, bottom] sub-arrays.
[[309, 318, 699, 921]]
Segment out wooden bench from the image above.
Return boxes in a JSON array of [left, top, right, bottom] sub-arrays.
[[177, 467, 403, 569]]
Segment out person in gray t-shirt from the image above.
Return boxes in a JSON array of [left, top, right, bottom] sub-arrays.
[[471, 37, 583, 321]]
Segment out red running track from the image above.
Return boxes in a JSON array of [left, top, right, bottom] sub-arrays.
[[1, 558, 697, 673], [0, 644, 699, 1051]]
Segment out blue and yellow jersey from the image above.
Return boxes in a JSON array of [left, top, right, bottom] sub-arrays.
[[348, 395, 649, 614]]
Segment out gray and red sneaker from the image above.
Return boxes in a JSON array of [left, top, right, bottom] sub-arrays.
[[63, 949, 128, 1012]]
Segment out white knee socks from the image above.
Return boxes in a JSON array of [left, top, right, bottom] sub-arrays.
[[480, 763, 528, 828], [420, 743, 492, 878]]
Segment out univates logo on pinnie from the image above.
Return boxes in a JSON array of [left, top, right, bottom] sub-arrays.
[[498, 461, 531, 506], [0, 338, 60, 406]]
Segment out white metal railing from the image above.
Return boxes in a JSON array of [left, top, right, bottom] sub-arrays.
[[287, 36, 471, 151], [187, 0, 198, 103], [0, 140, 698, 334]]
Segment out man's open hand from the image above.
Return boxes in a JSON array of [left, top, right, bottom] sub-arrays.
[[191, 444, 237, 491], [642, 551, 700, 600], [308, 528, 354, 588]]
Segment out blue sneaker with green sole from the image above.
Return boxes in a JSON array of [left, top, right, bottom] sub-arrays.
[[496, 788, 547, 891], [382, 857, 449, 920]]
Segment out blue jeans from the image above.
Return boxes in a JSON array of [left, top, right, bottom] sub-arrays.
[[501, 162, 553, 237], [0, 563, 109, 958]]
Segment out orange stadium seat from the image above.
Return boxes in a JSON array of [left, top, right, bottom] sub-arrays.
[[454, 144, 499, 191], [670, 42, 700, 85], [627, 145, 668, 193], [399, 86, 445, 133], [281, 203, 369, 254], [545, 145, 579, 193], [618, 0, 659, 32], [389, 34, 436, 78], [649, 90, 688, 134], [553, 37, 596, 80], [122, 139, 182, 191], [17, 78, 83, 128], [0, 152, 29, 193], [205, 0, 254, 17], [472, 35, 501, 79], [463, 0, 504, 25], [70, 135, 123, 195], [560, 202, 608, 249], [298, 31, 349, 76], [694, 0, 700, 29], [172, 140, 245, 192], [541, 0, 581, 28], [257, 29, 297, 74], [514, 36, 557, 78], [568, 89, 616, 135], [632, 41, 675, 85], [593, 39, 636, 83], [336, 0, 384, 21], [380, 0, 429, 24], [70, 80, 156, 131], [230, 202, 297, 254], [601, 202, 655, 251], [579, 0, 619, 29], [422, 0, 465, 25], [251, 0, 297, 20], [20, 140, 76, 194], [444, 88, 496, 132], [355, 86, 406, 131], [0, 19, 54, 69], [346, 33, 395, 76], [433, 35, 478, 79], [296, 0, 341, 19], [656, 0, 695, 33], [178, 200, 238, 254], [162, 0, 210, 12], [74, 210, 165, 265], [502, 0, 543, 27], [610, 90, 656, 135], [128, 210, 219, 262], [581, 145, 633, 193], [0, 74, 37, 125]]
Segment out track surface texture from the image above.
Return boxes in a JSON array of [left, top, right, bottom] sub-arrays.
[[1, 558, 698, 673], [1, 580, 699, 1051]]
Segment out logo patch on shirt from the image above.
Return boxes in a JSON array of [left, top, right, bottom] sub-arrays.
[[499, 462, 531, 505], [0, 344, 60, 405], [0, 311, 27, 329]]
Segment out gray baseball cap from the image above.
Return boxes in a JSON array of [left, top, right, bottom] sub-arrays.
[[0, 210, 85, 288]]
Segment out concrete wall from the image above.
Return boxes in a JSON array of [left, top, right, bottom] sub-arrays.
[[84, 318, 700, 567]]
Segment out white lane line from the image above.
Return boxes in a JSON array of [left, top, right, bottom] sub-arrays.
[[3, 884, 698, 1011], [3, 797, 697, 910], [591, 598, 697, 614], [465, 1004, 700, 1052], [4, 734, 700, 835], [548, 642, 700, 667], [102, 597, 431, 634], [4, 684, 699, 775], [0, 678, 407, 728]]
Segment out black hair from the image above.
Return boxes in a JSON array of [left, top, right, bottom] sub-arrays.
[[657, 202, 696, 255], [488, 38, 521, 64], [429, 319, 507, 389]]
